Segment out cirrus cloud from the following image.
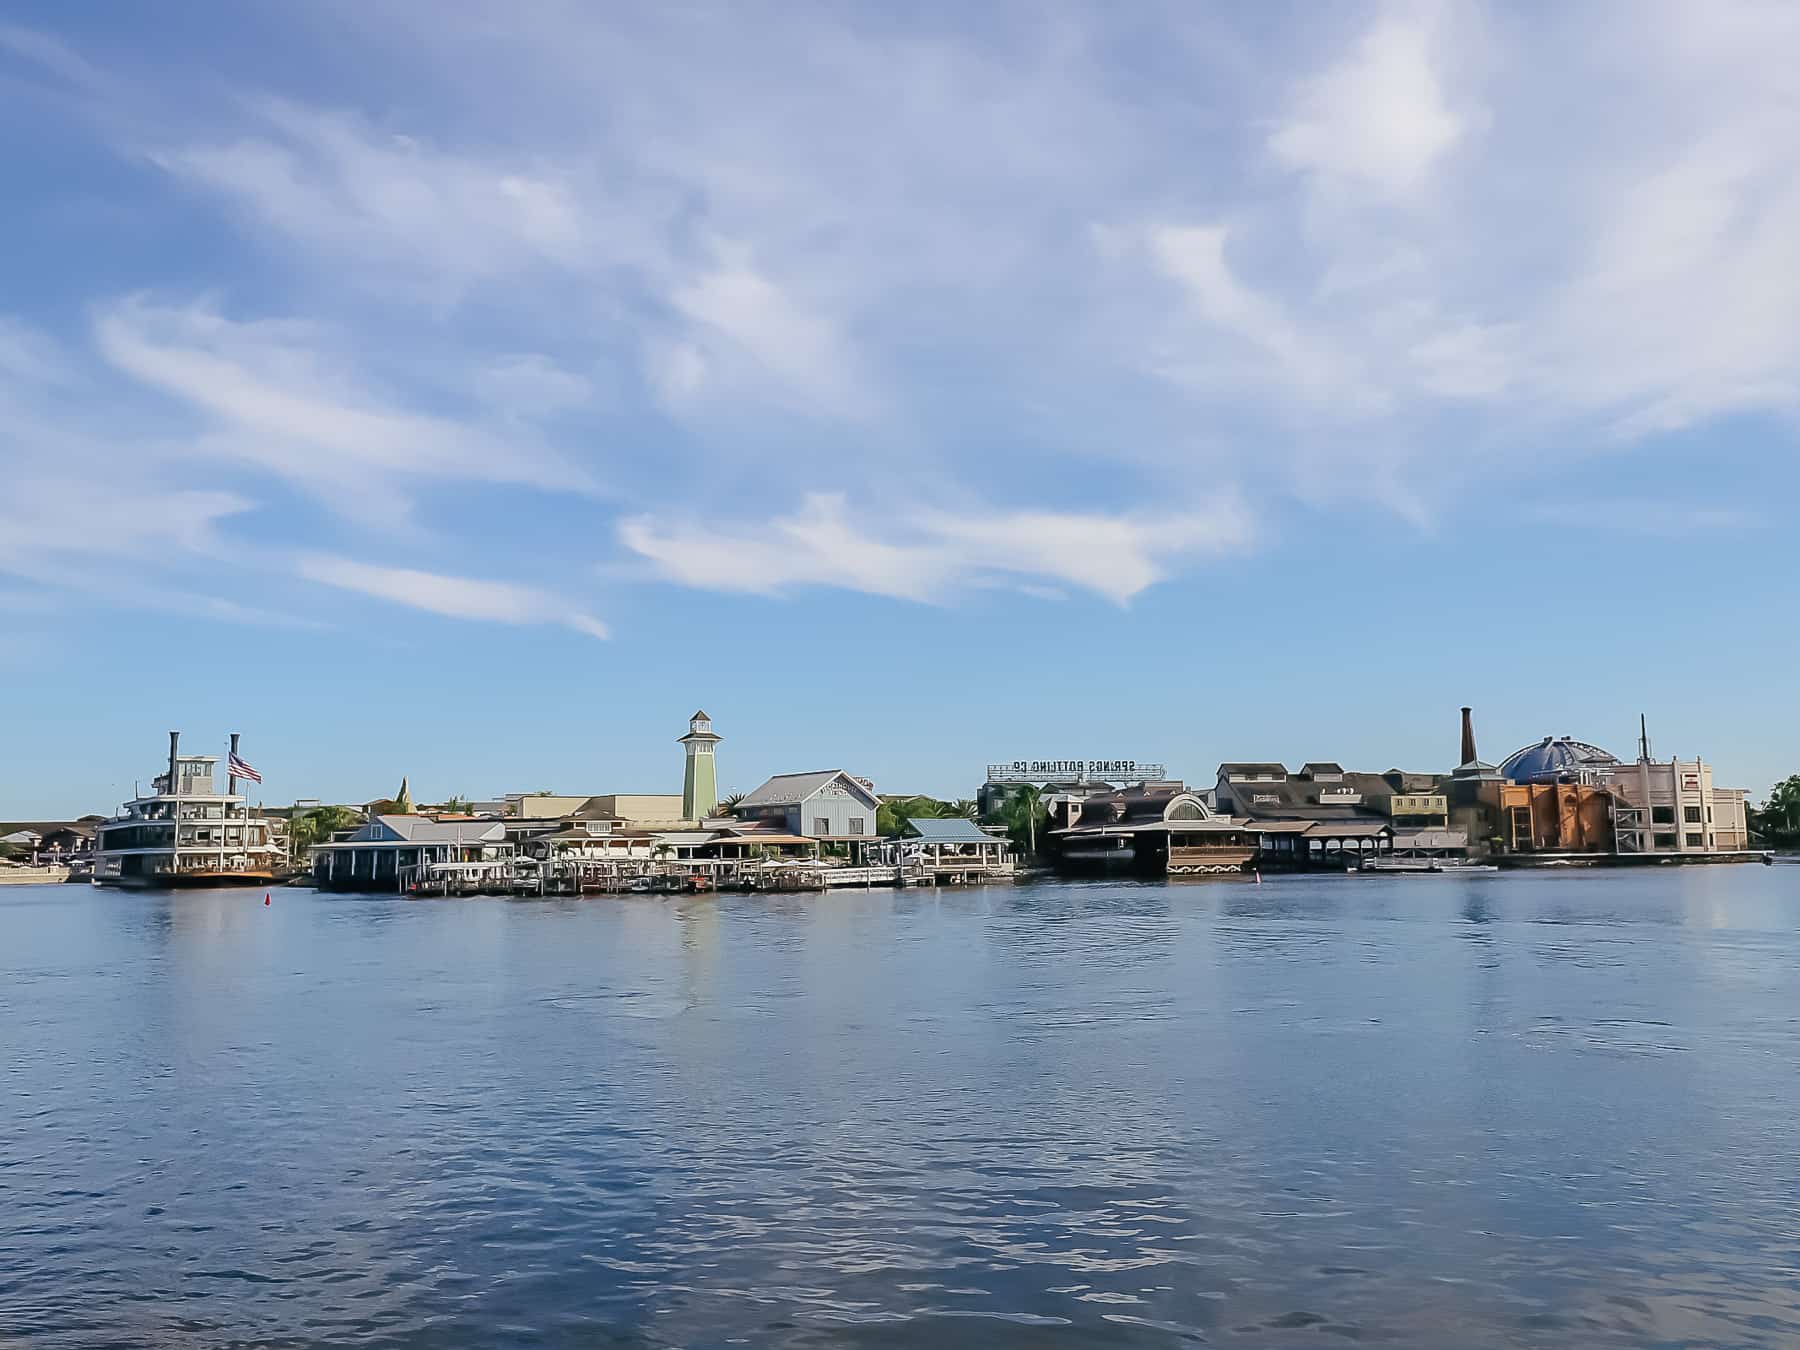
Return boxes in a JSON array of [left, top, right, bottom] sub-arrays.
[[298, 555, 609, 638]]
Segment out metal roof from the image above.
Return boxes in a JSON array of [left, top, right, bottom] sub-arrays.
[[739, 770, 876, 808], [905, 818, 1001, 844], [1499, 737, 1620, 784], [359, 815, 507, 844]]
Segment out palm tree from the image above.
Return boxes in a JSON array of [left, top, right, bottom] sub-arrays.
[[1757, 774, 1800, 843], [288, 804, 362, 861], [1008, 785, 1044, 858]]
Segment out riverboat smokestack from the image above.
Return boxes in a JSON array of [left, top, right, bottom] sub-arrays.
[[168, 730, 180, 798], [1459, 707, 1477, 767], [228, 732, 240, 796]]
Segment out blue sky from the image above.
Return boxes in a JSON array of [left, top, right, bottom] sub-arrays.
[[2, 1, 1797, 818]]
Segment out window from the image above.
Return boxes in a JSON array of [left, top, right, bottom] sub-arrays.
[[1653, 832, 1678, 849], [1651, 806, 1675, 825], [813, 817, 829, 836], [1684, 806, 1703, 824], [1685, 833, 1704, 848], [848, 817, 865, 835]]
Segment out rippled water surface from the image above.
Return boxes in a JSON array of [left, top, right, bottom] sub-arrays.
[[6, 870, 1800, 1347]]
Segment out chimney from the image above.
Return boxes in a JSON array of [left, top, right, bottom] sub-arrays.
[[168, 731, 181, 798], [1459, 707, 1477, 767], [228, 731, 240, 796]]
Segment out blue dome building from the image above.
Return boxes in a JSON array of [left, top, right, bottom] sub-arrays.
[[1499, 736, 1620, 784]]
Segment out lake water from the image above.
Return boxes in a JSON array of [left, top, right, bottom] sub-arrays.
[[5, 869, 1800, 1347]]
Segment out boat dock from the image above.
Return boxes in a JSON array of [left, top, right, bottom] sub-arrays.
[[392, 856, 1017, 898]]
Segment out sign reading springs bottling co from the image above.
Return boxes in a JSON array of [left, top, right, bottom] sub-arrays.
[[985, 759, 1168, 784]]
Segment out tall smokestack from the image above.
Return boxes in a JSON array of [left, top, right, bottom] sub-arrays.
[[1460, 707, 1477, 767], [228, 732, 240, 796], [168, 731, 181, 798]]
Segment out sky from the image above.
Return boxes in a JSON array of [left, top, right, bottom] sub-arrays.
[[2, 0, 1797, 817]]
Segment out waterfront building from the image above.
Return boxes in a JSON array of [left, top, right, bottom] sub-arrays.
[[1049, 783, 1258, 874], [1496, 782, 1616, 854], [894, 818, 1016, 877], [1609, 742, 1751, 855], [1449, 709, 1753, 860], [0, 819, 98, 863], [310, 815, 513, 891], [736, 770, 880, 842], [978, 757, 1170, 819], [1211, 764, 1403, 867], [93, 733, 285, 887], [679, 710, 721, 821]]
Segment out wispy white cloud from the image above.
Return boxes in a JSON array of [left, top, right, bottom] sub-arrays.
[[149, 102, 602, 292], [94, 297, 595, 523], [619, 491, 1253, 606], [473, 353, 596, 417], [661, 251, 871, 418], [7, 1, 1800, 636], [0, 477, 251, 566], [298, 554, 608, 638], [1269, 9, 1466, 197]]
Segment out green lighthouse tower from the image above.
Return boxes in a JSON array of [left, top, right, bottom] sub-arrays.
[[679, 710, 721, 821]]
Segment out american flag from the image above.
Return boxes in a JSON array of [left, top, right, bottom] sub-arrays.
[[229, 753, 263, 785]]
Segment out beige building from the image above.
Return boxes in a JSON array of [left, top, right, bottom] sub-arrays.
[[505, 792, 688, 825], [506, 794, 591, 819], [1610, 758, 1750, 855], [580, 794, 688, 827]]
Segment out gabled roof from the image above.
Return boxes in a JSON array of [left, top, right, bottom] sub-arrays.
[[358, 815, 507, 844], [0, 819, 99, 838], [905, 817, 1001, 844], [739, 769, 877, 809]]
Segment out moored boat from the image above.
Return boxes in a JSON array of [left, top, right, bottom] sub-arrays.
[[93, 732, 285, 888]]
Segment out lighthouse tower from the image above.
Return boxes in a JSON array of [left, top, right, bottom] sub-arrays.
[[679, 710, 721, 821]]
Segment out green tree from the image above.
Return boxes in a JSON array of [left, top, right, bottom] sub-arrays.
[[1004, 785, 1046, 858], [1754, 775, 1800, 844], [289, 805, 362, 856], [876, 794, 963, 836]]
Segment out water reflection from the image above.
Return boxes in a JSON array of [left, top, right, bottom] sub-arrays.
[[5, 870, 1800, 1347]]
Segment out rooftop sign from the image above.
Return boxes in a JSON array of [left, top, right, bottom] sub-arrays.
[[986, 759, 1168, 784]]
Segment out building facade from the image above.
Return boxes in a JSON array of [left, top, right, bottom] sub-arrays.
[[310, 815, 513, 891], [736, 770, 880, 842], [1611, 758, 1750, 855]]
